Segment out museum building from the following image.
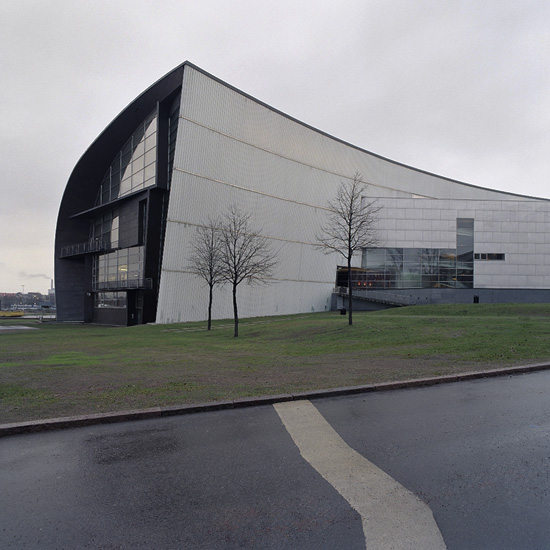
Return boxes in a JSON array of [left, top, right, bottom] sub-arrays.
[[55, 62, 550, 325]]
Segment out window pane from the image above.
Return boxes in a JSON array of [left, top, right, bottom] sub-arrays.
[[145, 136, 156, 152], [133, 125, 145, 145], [132, 169, 144, 186], [110, 184, 120, 201], [457, 249, 473, 262], [133, 140, 145, 159], [144, 162, 156, 182], [95, 110, 157, 206], [144, 148, 156, 167], [364, 248, 386, 268], [111, 166, 121, 183], [386, 248, 403, 270], [120, 176, 131, 196], [145, 115, 157, 137], [404, 248, 422, 262], [120, 158, 132, 182]]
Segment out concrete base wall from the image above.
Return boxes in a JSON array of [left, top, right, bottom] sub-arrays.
[[332, 288, 550, 311]]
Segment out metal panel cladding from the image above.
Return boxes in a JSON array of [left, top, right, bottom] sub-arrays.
[[155, 64, 545, 324], [156, 67, 349, 323]]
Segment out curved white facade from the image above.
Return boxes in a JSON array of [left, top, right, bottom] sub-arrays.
[[56, 62, 550, 326], [156, 65, 550, 323]]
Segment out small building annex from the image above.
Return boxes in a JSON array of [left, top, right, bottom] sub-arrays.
[[55, 62, 550, 326]]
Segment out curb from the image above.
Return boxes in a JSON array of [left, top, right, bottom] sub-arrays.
[[2, 363, 550, 438]]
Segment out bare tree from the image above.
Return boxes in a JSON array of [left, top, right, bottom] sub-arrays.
[[218, 205, 277, 337], [188, 218, 224, 330], [317, 172, 381, 325]]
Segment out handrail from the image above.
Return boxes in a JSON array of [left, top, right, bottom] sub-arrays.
[[334, 287, 415, 306], [93, 278, 153, 291], [60, 239, 107, 258]]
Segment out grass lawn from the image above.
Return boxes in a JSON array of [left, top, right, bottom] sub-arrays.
[[1, 303, 550, 423]]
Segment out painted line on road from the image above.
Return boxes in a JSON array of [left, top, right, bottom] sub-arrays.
[[274, 400, 447, 550]]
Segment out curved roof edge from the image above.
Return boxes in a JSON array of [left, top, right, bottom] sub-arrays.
[[62, 60, 546, 204], [66, 63, 185, 189], [57, 64, 185, 229], [183, 61, 546, 202]]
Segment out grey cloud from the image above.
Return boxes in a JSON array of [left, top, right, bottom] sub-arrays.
[[0, 0, 548, 293], [18, 272, 52, 280]]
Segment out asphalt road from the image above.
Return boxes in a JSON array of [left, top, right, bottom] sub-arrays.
[[2, 371, 550, 549]]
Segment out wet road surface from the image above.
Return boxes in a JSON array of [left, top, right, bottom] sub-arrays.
[[2, 370, 550, 548]]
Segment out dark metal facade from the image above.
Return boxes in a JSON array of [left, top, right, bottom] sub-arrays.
[[55, 64, 185, 324]]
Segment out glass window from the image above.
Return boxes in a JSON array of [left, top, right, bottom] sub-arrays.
[[144, 148, 156, 167], [145, 114, 157, 137], [364, 248, 386, 268], [133, 125, 145, 144], [120, 162, 132, 186], [403, 248, 421, 263], [145, 135, 156, 153], [457, 218, 474, 268], [90, 209, 121, 250], [439, 249, 456, 266], [92, 247, 143, 290], [386, 248, 403, 269], [133, 140, 145, 159], [111, 169, 121, 186], [421, 249, 439, 275], [132, 154, 144, 172], [120, 176, 132, 196], [132, 170, 145, 187], [457, 249, 474, 263], [476, 253, 505, 261], [111, 216, 119, 248], [422, 275, 439, 288], [402, 262, 422, 288], [457, 218, 474, 246], [144, 163, 156, 183], [167, 100, 180, 190], [94, 291, 127, 308], [95, 109, 158, 206], [360, 245, 472, 289], [111, 183, 120, 201]]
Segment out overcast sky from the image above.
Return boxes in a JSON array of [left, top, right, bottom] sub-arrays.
[[1, 0, 548, 294]]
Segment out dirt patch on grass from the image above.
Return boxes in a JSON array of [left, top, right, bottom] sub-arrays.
[[0, 352, 490, 423], [3, 306, 550, 424]]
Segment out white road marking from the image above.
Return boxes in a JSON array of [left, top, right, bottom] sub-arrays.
[[274, 400, 447, 549]]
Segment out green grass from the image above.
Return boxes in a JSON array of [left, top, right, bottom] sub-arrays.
[[1, 304, 550, 423]]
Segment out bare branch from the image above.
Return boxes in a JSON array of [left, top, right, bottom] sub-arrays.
[[316, 172, 382, 325], [188, 218, 224, 329], [218, 205, 278, 336]]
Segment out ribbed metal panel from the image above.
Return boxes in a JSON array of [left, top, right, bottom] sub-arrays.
[[156, 65, 550, 324], [173, 123, 340, 207], [158, 271, 333, 324], [157, 67, 343, 323], [375, 197, 550, 290], [179, 67, 528, 202]]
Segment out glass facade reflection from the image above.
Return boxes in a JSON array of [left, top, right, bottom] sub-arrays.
[[167, 100, 179, 189], [92, 246, 144, 290], [361, 247, 465, 288], [94, 291, 127, 308], [359, 218, 475, 289], [95, 110, 157, 206], [456, 218, 474, 288], [91, 209, 119, 250], [474, 253, 505, 261]]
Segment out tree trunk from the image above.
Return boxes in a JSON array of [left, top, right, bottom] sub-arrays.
[[347, 255, 353, 326], [232, 283, 239, 337], [207, 284, 213, 330]]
